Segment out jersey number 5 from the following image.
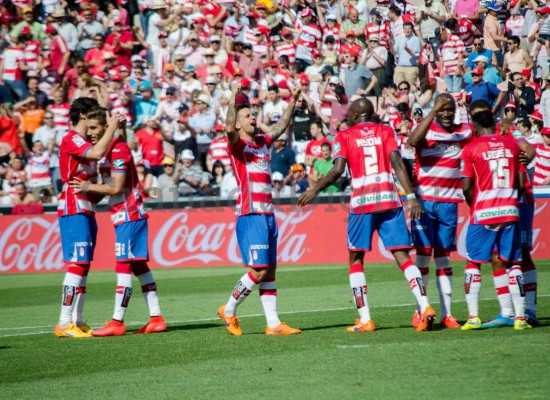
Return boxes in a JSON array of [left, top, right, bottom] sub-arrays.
[[489, 158, 510, 189], [363, 146, 379, 175]]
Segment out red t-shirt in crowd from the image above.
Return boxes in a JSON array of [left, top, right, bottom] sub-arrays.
[[135, 128, 165, 167]]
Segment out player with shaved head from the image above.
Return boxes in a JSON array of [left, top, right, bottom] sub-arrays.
[[408, 94, 474, 329], [217, 83, 302, 336], [298, 98, 436, 332]]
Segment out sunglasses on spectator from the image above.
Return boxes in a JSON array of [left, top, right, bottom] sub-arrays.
[[207, 83, 216, 86], [399, 87, 409, 91], [472, 73, 482, 76], [473, 43, 483, 47], [163, 164, 174, 167], [44, 117, 53, 119], [505, 109, 515, 112]]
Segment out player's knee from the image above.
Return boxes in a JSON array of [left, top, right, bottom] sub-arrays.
[[67, 263, 90, 276], [115, 262, 132, 274], [250, 267, 269, 282], [131, 261, 150, 276]]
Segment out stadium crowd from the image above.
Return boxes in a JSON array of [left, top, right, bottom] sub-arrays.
[[1, 0, 550, 208]]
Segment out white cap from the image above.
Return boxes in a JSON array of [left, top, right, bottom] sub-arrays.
[[271, 172, 284, 182], [276, 133, 288, 141], [209, 35, 221, 42], [196, 94, 211, 107], [206, 76, 217, 84], [181, 149, 195, 160], [473, 55, 489, 64], [131, 54, 143, 62], [329, 76, 340, 85]]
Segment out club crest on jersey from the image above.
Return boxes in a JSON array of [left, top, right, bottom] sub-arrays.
[[72, 135, 86, 147], [333, 142, 341, 155], [113, 159, 124, 169]]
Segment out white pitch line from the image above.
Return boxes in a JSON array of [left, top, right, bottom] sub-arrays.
[[2, 294, 548, 338], [336, 345, 370, 349]]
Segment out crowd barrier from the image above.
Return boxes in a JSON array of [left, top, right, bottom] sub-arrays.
[[1, 192, 550, 274]]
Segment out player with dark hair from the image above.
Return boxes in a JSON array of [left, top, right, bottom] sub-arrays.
[[298, 98, 436, 332], [408, 93, 473, 329], [217, 83, 302, 336], [55, 97, 118, 338], [460, 109, 531, 331], [70, 108, 166, 336]]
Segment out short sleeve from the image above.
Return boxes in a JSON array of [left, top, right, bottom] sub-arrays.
[[110, 142, 132, 173], [66, 133, 93, 159], [333, 133, 347, 160], [383, 126, 399, 155]]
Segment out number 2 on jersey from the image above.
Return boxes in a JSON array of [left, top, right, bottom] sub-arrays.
[[489, 158, 510, 189], [363, 146, 379, 175]]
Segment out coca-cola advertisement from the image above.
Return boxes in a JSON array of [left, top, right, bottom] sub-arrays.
[[1, 201, 549, 274]]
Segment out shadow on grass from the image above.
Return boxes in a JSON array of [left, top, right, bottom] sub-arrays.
[[0, 346, 11, 350], [127, 323, 220, 333]]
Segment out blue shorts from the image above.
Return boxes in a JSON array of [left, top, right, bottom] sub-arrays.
[[466, 223, 522, 264], [347, 209, 412, 252], [236, 214, 278, 268], [519, 203, 534, 249], [59, 214, 98, 264], [411, 200, 458, 251], [115, 219, 149, 262]]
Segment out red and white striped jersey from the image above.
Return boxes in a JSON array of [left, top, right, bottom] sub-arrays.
[[295, 22, 322, 60], [229, 135, 274, 216], [109, 90, 133, 126], [461, 135, 522, 225], [390, 15, 414, 41], [274, 42, 297, 63], [505, 16, 524, 37], [365, 22, 390, 49], [208, 137, 231, 167], [25, 40, 40, 76], [322, 24, 341, 51], [414, 121, 473, 203], [50, 103, 71, 132], [438, 34, 465, 76], [58, 130, 98, 216], [334, 121, 403, 214], [243, 26, 258, 46], [27, 152, 52, 188], [98, 137, 148, 226], [5, 169, 26, 196], [203, 2, 227, 27], [1, 47, 25, 81], [533, 142, 550, 186], [457, 19, 478, 48]]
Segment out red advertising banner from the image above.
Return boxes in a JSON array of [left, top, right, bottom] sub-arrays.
[[1, 201, 549, 274]]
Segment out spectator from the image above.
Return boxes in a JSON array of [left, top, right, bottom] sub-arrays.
[[176, 149, 209, 197], [33, 111, 62, 194], [311, 142, 339, 193], [437, 27, 465, 93], [271, 134, 296, 177], [189, 93, 216, 166], [503, 35, 535, 75], [52, 8, 78, 52], [463, 68, 505, 113], [155, 86, 181, 134], [540, 74, 550, 126], [135, 117, 165, 177], [287, 163, 309, 194], [26, 77, 48, 109], [508, 71, 536, 119], [466, 36, 496, 71], [157, 157, 179, 202], [14, 95, 44, 148], [84, 33, 113, 76], [272, 171, 293, 197], [1, 35, 31, 102], [77, 7, 104, 59], [23, 140, 54, 201], [305, 120, 331, 172], [343, 48, 377, 100], [132, 84, 159, 127], [416, 0, 447, 54], [464, 55, 502, 85], [263, 85, 288, 126], [236, 43, 264, 85], [340, 8, 367, 49], [9, 7, 45, 42], [206, 124, 230, 172], [392, 21, 421, 88], [209, 160, 226, 196], [106, 18, 134, 68], [360, 35, 387, 97], [45, 25, 71, 82], [10, 181, 36, 205], [483, 2, 507, 67]]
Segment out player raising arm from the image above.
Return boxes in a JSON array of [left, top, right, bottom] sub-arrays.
[[298, 98, 436, 332], [71, 108, 166, 336], [217, 83, 302, 336]]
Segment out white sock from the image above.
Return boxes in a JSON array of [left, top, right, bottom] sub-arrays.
[[464, 264, 481, 317], [508, 266, 526, 319], [401, 261, 429, 312], [415, 255, 430, 312], [435, 256, 453, 318], [349, 263, 371, 323], [259, 280, 281, 328], [137, 272, 161, 317], [523, 268, 537, 314], [59, 272, 83, 327], [225, 272, 257, 317], [113, 273, 133, 321], [492, 268, 514, 317], [72, 276, 87, 326]]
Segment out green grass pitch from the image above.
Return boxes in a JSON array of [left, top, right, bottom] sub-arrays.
[[1, 262, 549, 399]]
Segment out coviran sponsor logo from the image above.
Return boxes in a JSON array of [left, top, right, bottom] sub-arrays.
[[356, 193, 395, 204], [479, 209, 518, 218]]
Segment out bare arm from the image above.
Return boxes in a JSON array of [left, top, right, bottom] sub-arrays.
[[297, 157, 346, 206], [85, 113, 118, 160], [390, 151, 421, 220], [225, 83, 241, 146], [268, 87, 302, 140], [463, 177, 474, 207], [409, 96, 448, 147], [71, 170, 126, 196]]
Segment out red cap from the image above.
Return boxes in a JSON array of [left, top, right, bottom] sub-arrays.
[[278, 80, 289, 89], [241, 77, 251, 88], [158, 31, 168, 38], [267, 60, 278, 67], [45, 25, 56, 34], [247, 12, 260, 18], [312, 49, 322, 58], [471, 68, 484, 75], [256, 3, 267, 9], [215, 124, 225, 131], [521, 69, 531, 79], [541, 127, 550, 135], [20, 26, 31, 35], [92, 72, 109, 82], [111, 74, 123, 81], [114, 18, 125, 25], [119, 65, 129, 72], [529, 110, 543, 121], [539, 6, 550, 14], [235, 92, 250, 106], [251, 98, 261, 105], [299, 73, 310, 85], [346, 30, 355, 37], [504, 101, 516, 109], [196, 0, 208, 5], [301, 8, 313, 17], [348, 48, 360, 58], [194, 17, 206, 25], [281, 28, 293, 37], [234, 68, 243, 76]]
